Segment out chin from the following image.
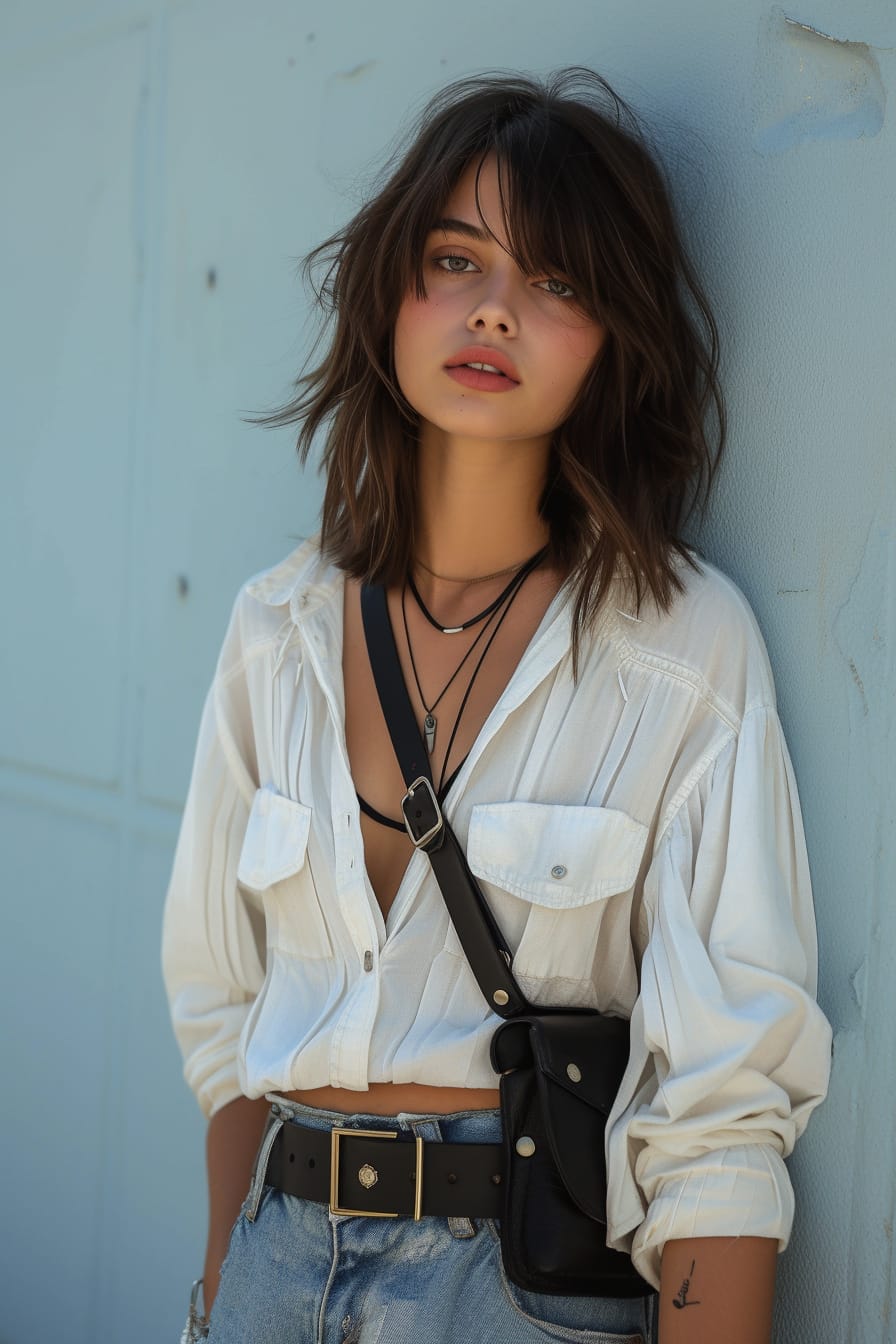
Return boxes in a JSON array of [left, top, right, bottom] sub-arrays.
[[418, 399, 526, 437]]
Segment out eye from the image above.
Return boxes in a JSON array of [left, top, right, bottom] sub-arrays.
[[433, 253, 478, 274], [537, 277, 577, 300]]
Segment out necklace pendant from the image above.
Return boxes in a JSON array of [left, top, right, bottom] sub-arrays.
[[424, 713, 437, 754]]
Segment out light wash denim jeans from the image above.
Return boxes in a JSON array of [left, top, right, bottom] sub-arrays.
[[200, 1095, 657, 1344]]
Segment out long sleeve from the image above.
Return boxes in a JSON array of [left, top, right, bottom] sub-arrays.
[[161, 597, 266, 1120], [623, 702, 833, 1288]]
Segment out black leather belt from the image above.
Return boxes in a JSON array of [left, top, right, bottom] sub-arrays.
[[263, 1117, 505, 1219]]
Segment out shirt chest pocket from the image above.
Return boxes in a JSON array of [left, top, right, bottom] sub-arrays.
[[466, 802, 648, 1004], [237, 786, 333, 960]]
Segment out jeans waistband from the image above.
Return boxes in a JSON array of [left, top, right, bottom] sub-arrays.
[[264, 1092, 504, 1145]]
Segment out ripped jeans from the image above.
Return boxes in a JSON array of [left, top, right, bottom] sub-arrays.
[[193, 1096, 657, 1344]]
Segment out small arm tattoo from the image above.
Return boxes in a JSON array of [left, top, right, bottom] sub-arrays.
[[672, 1259, 702, 1309]]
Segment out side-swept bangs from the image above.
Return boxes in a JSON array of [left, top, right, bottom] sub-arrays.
[[399, 117, 612, 328], [245, 67, 726, 682]]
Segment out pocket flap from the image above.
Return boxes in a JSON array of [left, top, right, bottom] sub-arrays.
[[237, 786, 312, 892], [467, 802, 647, 907]]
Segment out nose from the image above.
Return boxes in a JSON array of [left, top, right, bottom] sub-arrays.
[[466, 270, 519, 338]]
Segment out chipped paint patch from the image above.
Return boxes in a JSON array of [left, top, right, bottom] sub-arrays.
[[753, 7, 886, 153], [784, 16, 858, 45]]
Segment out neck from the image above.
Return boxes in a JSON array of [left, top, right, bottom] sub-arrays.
[[413, 422, 553, 590]]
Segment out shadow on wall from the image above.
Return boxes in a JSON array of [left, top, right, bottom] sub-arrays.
[[753, 7, 886, 153]]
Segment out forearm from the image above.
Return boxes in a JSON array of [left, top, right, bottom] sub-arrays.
[[203, 1094, 272, 1316], [658, 1236, 778, 1343]]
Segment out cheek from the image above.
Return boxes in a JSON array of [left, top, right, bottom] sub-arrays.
[[547, 324, 606, 398], [395, 293, 443, 349], [394, 297, 433, 388], [563, 314, 607, 364]]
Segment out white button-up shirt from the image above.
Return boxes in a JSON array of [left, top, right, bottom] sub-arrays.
[[161, 533, 832, 1288]]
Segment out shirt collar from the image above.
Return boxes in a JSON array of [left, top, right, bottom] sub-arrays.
[[243, 534, 340, 614], [246, 533, 626, 702]]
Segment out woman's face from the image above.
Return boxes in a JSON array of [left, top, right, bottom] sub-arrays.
[[393, 153, 606, 447]]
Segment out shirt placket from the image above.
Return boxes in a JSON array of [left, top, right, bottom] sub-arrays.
[[295, 591, 384, 1089], [292, 577, 577, 1089]]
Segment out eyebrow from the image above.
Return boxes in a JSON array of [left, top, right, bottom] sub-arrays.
[[430, 217, 493, 243]]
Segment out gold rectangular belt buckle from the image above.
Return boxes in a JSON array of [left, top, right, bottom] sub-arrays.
[[329, 1128, 425, 1220]]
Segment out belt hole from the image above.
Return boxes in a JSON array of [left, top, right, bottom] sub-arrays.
[[288, 1152, 295, 1164], [308, 1158, 316, 1168]]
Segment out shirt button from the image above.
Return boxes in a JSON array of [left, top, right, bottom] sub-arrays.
[[363, 950, 373, 972], [551, 865, 567, 879]]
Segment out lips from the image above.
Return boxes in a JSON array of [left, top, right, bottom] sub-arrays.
[[444, 345, 520, 383]]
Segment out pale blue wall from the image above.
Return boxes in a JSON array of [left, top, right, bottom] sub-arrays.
[[0, 3, 893, 1341]]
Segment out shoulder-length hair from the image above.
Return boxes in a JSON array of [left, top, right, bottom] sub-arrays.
[[246, 66, 726, 682]]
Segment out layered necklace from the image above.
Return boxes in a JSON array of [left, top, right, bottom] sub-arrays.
[[401, 544, 548, 791]]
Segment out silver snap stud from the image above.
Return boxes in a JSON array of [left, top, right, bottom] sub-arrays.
[[515, 1136, 536, 1158], [493, 989, 509, 1006], [551, 864, 567, 878], [566, 1063, 582, 1083]]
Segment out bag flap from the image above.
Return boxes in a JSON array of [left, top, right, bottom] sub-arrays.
[[529, 1012, 631, 1114], [492, 1012, 631, 1223]]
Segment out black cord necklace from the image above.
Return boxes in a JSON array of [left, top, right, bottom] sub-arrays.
[[402, 558, 536, 759], [431, 564, 534, 795], [408, 545, 548, 634], [400, 559, 531, 758], [401, 585, 499, 754]]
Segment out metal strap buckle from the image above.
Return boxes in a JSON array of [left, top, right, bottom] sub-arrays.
[[329, 1128, 425, 1219], [401, 776, 444, 849]]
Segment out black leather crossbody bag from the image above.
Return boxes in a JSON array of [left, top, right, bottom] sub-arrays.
[[360, 580, 654, 1300]]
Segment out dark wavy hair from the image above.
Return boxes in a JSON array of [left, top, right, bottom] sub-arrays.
[[245, 66, 726, 681]]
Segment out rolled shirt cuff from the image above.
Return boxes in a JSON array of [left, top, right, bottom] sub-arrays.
[[628, 1143, 794, 1290], [174, 995, 255, 1120]]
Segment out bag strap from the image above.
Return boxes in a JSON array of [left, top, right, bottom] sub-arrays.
[[360, 579, 530, 1019]]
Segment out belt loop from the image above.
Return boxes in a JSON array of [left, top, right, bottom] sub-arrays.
[[244, 1107, 284, 1222]]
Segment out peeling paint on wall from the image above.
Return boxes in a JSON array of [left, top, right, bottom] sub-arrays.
[[753, 7, 887, 153]]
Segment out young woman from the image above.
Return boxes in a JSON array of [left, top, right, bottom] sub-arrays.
[[163, 67, 832, 1343]]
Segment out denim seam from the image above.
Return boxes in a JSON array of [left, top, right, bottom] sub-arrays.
[[317, 1215, 341, 1344]]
